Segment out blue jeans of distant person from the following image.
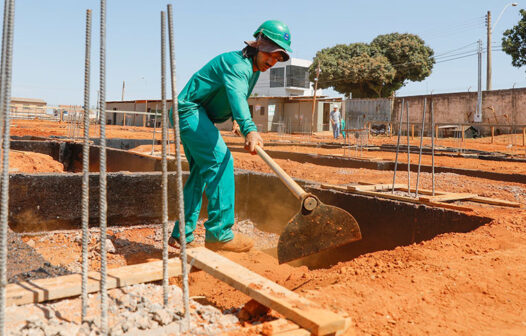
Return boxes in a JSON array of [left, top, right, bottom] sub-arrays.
[[332, 122, 340, 139]]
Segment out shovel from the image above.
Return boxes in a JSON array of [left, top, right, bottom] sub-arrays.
[[254, 145, 362, 264]]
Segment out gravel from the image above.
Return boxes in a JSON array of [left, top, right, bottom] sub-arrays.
[[7, 283, 241, 335]]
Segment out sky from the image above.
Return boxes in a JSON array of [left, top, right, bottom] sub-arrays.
[[4, 0, 526, 106]]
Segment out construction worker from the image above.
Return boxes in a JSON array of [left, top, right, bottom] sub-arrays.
[[169, 20, 292, 252]]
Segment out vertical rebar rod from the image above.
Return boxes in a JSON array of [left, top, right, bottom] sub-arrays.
[[81, 8, 92, 323], [415, 98, 426, 197], [160, 11, 169, 307], [0, 1, 14, 335], [98, 0, 108, 334], [0, 0, 10, 147], [406, 101, 411, 196], [151, 103, 159, 155], [392, 100, 404, 193], [167, 4, 190, 328], [431, 100, 435, 196]]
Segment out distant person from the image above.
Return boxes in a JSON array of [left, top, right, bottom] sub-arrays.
[[341, 118, 346, 139], [330, 105, 341, 139], [168, 20, 292, 253]]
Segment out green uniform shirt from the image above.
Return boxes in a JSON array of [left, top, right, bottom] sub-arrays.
[[178, 51, 260, 136]]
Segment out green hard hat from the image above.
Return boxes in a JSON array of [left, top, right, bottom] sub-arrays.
[[253, 20, 292, 53]]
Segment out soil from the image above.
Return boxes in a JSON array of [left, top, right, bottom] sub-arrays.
[[7, 120, 526, 335], [7, 150, 64, 173]]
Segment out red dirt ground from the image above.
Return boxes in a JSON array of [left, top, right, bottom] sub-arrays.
[[11, 120, 526, 335], [7, 150, 64, 173]]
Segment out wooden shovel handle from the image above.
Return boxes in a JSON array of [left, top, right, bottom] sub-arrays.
[[255, 145, 307, 200]]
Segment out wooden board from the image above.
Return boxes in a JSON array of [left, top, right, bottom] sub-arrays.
[[187, 247, 347, 336], [322, 183, 421, 204], [420, 200, 473, 212], [346, 187, 421, 203], [467, 196, 521, 208], [7, 258, 182, 306], [395, 186, 447, 196], [419, 193, 477, 202], [350, 184, 405, 192], [322, 183, 473, 212]]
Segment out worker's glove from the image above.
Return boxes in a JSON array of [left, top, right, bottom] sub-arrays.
[[244, 131, 264, 155]]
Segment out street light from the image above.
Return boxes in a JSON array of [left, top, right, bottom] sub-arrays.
[[492, 2, 518, 33], [486, 2, 519, 90]]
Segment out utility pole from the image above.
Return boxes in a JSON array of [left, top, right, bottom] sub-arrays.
[[486, 11, 492, 91], [476, 39, 483, 122], [121, 80, 125, 101], [310, 63, 321, 134]]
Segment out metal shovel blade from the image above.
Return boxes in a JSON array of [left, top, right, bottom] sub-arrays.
[[277, 199, 362, 264]]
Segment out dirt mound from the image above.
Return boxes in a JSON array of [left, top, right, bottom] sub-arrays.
[[9, 150, 64, 173]]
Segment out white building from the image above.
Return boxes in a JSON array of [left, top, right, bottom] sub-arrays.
[[252, 57, 323, 97]]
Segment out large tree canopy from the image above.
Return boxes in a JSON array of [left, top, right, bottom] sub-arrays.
[[309, 33, 434, 98], [502, 9, 526, 70]]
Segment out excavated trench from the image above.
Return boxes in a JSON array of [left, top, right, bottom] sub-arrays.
[[9, 140, 492, 269]]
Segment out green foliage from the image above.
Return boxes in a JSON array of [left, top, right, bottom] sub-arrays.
[[502, 9, 526, 70], [309, 33, 434, 98]]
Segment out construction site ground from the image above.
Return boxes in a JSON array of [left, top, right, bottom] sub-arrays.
[[8, 120, 526, 335]]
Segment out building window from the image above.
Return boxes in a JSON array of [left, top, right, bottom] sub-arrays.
[[249, 105, 254, 117], [286, 65, 309, 88], [260, 106, 265, 116], [270, 67, 285, 87]]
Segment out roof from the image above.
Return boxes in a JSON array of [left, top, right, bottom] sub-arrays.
[[11, 97, 46, 104]]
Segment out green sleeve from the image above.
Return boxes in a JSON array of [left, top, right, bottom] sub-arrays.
[[222, 65, 257, 136]]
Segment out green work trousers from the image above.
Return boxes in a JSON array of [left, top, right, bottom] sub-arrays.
[[171, 108, 235, 243]]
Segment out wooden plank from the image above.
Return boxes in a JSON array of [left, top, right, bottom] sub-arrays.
[[322, 183, 420, 203], [396, 186, 447, 196], [350, 184, 405, 192], [187, 247, 347, 336], [420, 200, 473, 212], [322, 183, 473, 212], [419, 193, 477, 202], [468, 196, 521, 208], [7, 258, 182, 306], [321, 183, 348, 192], [347, 187, 421, 203]]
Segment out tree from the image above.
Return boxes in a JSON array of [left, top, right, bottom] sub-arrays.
[[502, 9, 526, 70], [309, 33, 434, 98]]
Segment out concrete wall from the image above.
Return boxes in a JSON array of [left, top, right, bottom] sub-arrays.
[[393, 87, 526, 135]]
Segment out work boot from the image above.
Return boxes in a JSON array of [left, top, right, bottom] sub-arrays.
[[168, 236, 195, 249], [205, 233, 254, 253]]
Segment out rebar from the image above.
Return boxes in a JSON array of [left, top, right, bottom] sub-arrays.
[[392, 100, 404, 193], [160, 11, 169, 307], [98, 0, 108, 334], [431, 100, 435, 196], [81, 8, 92, 322], [0, 1, 15, 335], [0, 0, 10, 148], [415, 98, 426, 197], [167, 4, 190, 329], [406, 101, 411, 196]]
